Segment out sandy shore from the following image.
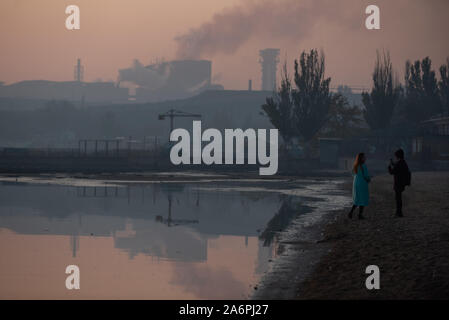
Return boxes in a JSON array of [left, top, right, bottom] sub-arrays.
[[296, 171, 449, 299]]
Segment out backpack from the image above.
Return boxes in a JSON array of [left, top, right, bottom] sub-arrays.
[[405, 168, 411, 186]]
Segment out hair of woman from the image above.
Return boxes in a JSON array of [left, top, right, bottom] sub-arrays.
[[353, 152, 365, 174]]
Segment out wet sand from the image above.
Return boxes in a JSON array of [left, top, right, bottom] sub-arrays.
[[296, 171, 449, 299]]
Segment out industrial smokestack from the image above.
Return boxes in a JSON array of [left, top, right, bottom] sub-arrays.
[[259, 49, 279, 91], [74, 58, 84, 82]]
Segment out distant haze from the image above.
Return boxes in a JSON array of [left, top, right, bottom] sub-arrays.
[[1, 0, 448, 90]]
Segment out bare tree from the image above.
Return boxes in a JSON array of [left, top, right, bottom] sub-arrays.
[[292, 49, 332, 142], [439, 58, 449, 116], [403, 56, 441, 122], [324, 94, 365, 138], [262, 49, 332, 154], [261, 62, 295, 145], [362, 50, 401, 130]]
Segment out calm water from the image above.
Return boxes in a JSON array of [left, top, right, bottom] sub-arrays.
[[0, 177, 344, 299]]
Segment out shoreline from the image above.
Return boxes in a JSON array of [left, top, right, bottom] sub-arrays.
[[252, 177, 351, 299], [4, 171, 447, 299], [255, 171, 449, 299], [293, 171, 449, 299]]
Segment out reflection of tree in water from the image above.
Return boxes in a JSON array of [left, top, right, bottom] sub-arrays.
[[259, 196, 313, 247]]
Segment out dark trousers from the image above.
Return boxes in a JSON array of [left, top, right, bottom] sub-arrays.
[[395, 189, 403, 216]]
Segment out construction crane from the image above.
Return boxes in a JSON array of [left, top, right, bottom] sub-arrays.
[[158, 109, 202, 139]]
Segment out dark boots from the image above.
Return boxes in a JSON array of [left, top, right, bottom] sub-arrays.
[[395, 189, 404, 217], [348, 205, 365, 219], [348, 205, 355, 219], [358, 206, 365, 219]]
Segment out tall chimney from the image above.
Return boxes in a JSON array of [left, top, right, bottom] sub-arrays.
[[259, 49, 280, 91], [74, 58, 84, 82]]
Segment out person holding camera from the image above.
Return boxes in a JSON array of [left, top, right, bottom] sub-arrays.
[[388, 149, 411, 217]]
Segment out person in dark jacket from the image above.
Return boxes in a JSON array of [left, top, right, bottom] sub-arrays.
[[388, 149, 410, 217]]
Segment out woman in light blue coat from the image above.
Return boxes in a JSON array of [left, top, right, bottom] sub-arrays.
[[348, 153, 371, 219]]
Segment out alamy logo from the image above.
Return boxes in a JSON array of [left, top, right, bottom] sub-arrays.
[[169, 121, 279, 175], [65, 5, 80, 30], [365, 265, 380, 290], [65, 265, 80, 290]]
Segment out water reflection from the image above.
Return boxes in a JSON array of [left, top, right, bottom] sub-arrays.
[[1, 180, 312, 299], [259, 196, 313, 247]]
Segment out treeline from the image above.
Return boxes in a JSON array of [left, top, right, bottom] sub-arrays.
[[363, 51, 449, 130], [262, 49, 449, 148]]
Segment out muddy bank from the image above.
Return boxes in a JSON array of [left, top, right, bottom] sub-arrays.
[[254, 171, 449, 299], [252, 177, 351, 299], [295, 171, 449, 299]]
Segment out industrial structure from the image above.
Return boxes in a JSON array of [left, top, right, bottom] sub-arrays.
[[259, 48, 280, 91], [119, 59, 223, 102], [74, 58, 84, 82], [158, 109, 202, 140], [0, 80, 129, 104], [0, 58, 128, 104], [0, 53, 368, 105]]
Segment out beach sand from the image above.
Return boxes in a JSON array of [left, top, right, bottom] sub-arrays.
[[296, 171, 449, 299]]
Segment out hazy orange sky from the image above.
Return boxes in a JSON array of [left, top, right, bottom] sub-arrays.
[[1, 0, 448, 90]]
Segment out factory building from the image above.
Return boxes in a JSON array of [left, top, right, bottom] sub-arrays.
[[0, 80, 129, 104], [0, 59, 128, 104], [119, 59, 223, 102]]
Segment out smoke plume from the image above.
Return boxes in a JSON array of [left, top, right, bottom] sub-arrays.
[[174, 0, 359, 59]]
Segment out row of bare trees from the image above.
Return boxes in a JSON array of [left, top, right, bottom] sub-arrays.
[[262, 50, 333, 145], [262, 49, 449, 147], [363, 51, 449, 130], [262, 49, 362, 148]]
